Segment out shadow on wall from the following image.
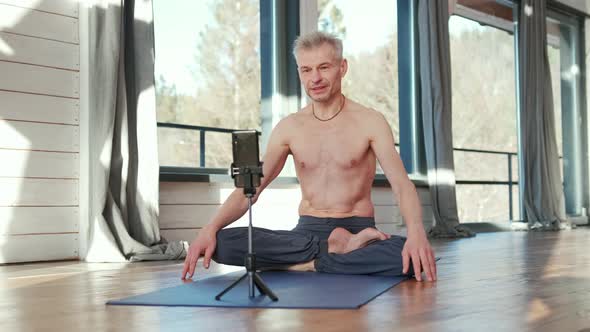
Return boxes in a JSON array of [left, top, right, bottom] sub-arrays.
[[0, 0, 82, 263], [0, 0, 164, 263]]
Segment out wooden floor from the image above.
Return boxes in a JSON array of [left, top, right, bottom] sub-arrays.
[[2, 228, 590, 332]]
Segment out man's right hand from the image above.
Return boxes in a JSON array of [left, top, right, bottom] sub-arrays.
[[181, 227, 217, 280]]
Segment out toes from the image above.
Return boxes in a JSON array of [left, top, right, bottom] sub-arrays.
[[329, 227, 349, 240], [328, 228, 353, 254]]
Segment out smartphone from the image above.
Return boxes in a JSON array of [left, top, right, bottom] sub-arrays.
[[232, 130, 262, 188]]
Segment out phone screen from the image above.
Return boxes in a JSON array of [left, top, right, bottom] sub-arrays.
[[231, 130, 261, 188], [232, 130, 260, 166]]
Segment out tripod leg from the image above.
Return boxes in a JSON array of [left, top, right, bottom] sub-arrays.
[[215, 273, 248, 301], [254, 278, 265, 295], [253, 273, 278, 301]]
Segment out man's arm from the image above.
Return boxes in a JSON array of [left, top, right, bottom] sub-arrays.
[[368, 111, 437, 282], [203, 122, 291, 233], [181, 119, 291, 280]]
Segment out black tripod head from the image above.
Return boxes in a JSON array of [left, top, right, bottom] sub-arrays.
[[231, 163, 264, 196]]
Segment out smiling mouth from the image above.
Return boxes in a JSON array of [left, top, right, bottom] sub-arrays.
[[311, 86, 327, 92]]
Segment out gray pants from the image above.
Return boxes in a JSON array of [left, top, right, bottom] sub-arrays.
[[213, 215, 413, 277]]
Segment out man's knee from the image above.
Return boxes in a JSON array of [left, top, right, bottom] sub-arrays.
[[375, 234, 405, 250], [212, 228, 245, 266], [212, 245, 242, 266], [386, 235, 415, 277]]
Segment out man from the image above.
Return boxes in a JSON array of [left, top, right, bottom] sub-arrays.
[[181, 31, 437, 282]]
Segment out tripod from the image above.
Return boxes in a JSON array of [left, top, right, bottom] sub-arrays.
[[215, 166, 278, 301]]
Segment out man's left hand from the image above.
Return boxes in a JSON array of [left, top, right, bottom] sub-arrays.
[[402, 230, 437, 281]]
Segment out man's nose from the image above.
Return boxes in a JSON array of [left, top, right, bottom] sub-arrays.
[[311, 70, 322, 83]]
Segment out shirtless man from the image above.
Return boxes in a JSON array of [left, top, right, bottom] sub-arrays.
[[181, 31, 437, 282]]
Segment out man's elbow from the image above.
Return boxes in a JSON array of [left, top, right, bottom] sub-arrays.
[[393, 178, 417, 200], [401, 179, 418, 197]]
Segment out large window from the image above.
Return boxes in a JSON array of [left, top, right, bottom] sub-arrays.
[[449, 1, 519, 222], [317, 0, 399, 160], [154, 0, 261, 169], [547, 12, 584, 217], [153, 0, 587, 225], [547, 17, 563, 179], [155, 0, 401, 173]]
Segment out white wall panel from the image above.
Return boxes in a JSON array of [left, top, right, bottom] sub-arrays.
[[160, 184, 434, 237], [160, 182, 301, 205], [0, 206, 78, 235], [160, 204, 219, 229], [0, 31, 79, 69], [0, 0, 80, 264], [160, 202, 300, 231], [374, 205, 402, 224], [0, 178, 78, 206], [0, 120, 79, 152], [160, 229, 195, 243], [0, 90, 78, 124], [160, 182, 229, 205], [0, 62, 78, 98], [0, 0, 79, 17], [372, 187, 431, 206], [0, 233, 78, 263], [0, 150, 78, 178], [0, 4, 78, 43]]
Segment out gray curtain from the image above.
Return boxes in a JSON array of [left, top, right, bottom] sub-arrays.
[[417, 0, 475, 238], [518, 0, 566, 230], [85, 0, 187, 261]]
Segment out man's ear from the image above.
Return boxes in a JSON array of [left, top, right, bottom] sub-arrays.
[[340, 58, 348, 77]]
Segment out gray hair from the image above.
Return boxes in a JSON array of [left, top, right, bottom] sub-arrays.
[[292, 31, 343, 61]]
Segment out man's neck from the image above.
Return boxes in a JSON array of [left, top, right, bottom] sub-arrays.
[[312, 93, 344, 118]]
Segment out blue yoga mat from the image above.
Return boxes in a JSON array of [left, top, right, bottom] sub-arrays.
[[107, 271, 407, 309]]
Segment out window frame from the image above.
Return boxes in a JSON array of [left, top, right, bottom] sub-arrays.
[[545, 6, 587, 219], [155, 0, 588, 214], [159, 0, 414, 185], [157, 0, 299, 180]]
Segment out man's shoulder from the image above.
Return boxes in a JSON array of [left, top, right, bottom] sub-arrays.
[[272, 112, 304, 139], [347, 99, 385, 121], [277, 112, 303, 128]]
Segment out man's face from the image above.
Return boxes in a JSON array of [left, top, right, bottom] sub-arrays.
[[296, 43, 347, 102]]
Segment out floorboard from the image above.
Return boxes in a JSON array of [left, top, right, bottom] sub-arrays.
[[1, 228, 589, 331]]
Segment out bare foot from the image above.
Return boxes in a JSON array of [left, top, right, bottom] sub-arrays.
[[287, 260, 316, 272], [328, 227, 389, 254]]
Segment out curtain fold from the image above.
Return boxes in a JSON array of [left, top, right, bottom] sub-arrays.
[[417, 0, 475, 238], [518, 0, 566, 230], [85, 0, 187, 261]]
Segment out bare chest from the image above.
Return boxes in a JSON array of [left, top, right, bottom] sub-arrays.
[[289, 126, 372, 170]]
